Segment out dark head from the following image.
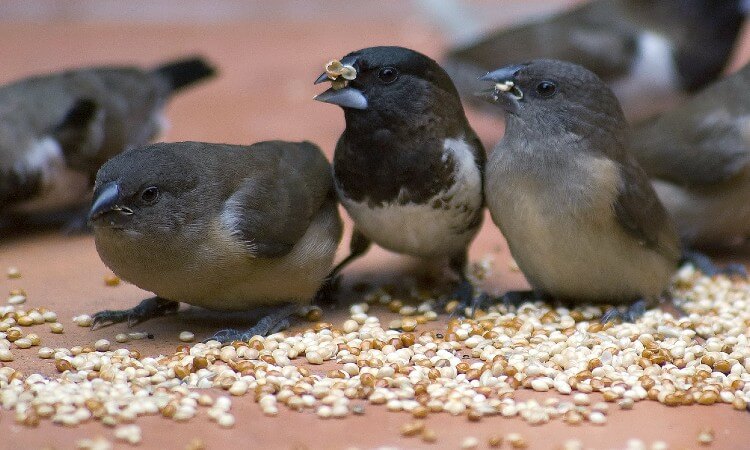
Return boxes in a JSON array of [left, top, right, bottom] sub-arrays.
[[478, 59, 627, 137], [314, 46, 465, 128], [88, 144, 201, 237]]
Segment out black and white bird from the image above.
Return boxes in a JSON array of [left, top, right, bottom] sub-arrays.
[[314, 46, 485, 311], [436, 0, 746, 120], [0, 57, 215, 232], [629, 61, 750, 251], [478, 59, 681, 321], [88, 140, 342, 342]]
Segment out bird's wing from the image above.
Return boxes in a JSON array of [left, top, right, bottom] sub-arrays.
[[630, 112, 750, 186], [613, 158, 681, 263], [225, 141, 334, 258], [447, 3, 637, 82], [629, 64, 750, 186]]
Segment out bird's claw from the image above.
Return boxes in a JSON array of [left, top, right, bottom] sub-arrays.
[[90, 297, 178, 330], [601, 299, 647, 324]]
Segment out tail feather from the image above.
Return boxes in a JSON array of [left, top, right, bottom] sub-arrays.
[[153, 56, 216, 92]]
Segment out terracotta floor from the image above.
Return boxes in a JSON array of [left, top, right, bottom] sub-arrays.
[[2, 17, 750, 450]]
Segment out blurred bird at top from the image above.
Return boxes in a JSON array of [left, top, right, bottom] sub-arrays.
[[629, 62, 750, 250], [419, 0, 746, 120], [0, 56, 216, 233]]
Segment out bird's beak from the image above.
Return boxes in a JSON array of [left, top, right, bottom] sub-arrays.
[[313, 58, 368, 110], [314, 86, 368, 110], [475, 64, 525, 110], [88, 182, 132, 223]]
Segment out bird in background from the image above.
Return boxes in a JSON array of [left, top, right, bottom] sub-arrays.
[[0, 56, 216, 233], [314, 46, 486, 314], [87, 140, 342, 342], [419, 0, 746, 121], [629, 61, 750, 260], [478, 59, 681, 322]]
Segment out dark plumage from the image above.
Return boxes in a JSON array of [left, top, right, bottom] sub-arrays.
[[443, 0, 745, 119], [0, 56, 216, 231], [314, 46, 485, 311], [88, 140, 342, 341], [479, 59, 680, 320]]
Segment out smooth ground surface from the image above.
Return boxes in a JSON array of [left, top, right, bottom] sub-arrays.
[[2, 7, 750, 450]]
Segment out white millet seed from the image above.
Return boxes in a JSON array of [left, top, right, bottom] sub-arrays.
[[115, 334, 129, 343], [0, 349, 12, 361], [217, 413, 235, 428], [7, 295, 25, 305], [179, 331, 195, 342], [461, 436, 479, 449], [95, 339, 110, 352], [73, 315, 93, 327]]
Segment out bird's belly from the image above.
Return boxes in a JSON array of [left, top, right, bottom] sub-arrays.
[[342, 193, 479, 259], [502, 210, 671, 302], [487, 175, 671, 302], [95, 202, 341, 311]]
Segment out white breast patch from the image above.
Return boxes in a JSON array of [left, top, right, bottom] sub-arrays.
[[9, 136, 91, 214], [609, 31, 682, 119], [339, 137, 482, 258]]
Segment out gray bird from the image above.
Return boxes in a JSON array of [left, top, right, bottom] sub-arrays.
[[313, 46, 485, 312], [87, 140, 342, 341], [441, 0, 746, 120], [629, 62, 750, 252], [478, 59, 681, 321], [0, 57, 215, 232]]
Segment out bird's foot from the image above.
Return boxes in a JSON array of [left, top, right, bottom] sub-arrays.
[[500, 290, 542, 310], [682, 250, 748, 278], [205, 304, 299, 344], [601, 299, 648, 324], [91, 297, 179, 330], [440, 279, 483, 318]]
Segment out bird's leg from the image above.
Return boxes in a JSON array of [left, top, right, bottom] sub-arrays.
[[442, 251, 485, 318], [207, 303, 300, 343], [682, 249, 747, 278], [91, 297, 179, 330], [313, 229, 371, 306], [499, 289, 551, 310]]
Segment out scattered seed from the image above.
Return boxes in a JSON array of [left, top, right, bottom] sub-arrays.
[[104, 274, 121, 287], [7, 267, 20, 278], [73, 315, 93, 327], [697, 429, 714, 446], [461, 436, 479, 449], [95, 339, 110, 352], [179, 331, 195, 343]]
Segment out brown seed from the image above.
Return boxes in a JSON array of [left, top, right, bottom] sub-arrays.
[[104, 274, 121, 286], [400, 420, 424, 437], [422, 428, 437, 443], [467, 410, 482, 422], [174, 365, 190, 379], [305, 307, 323, 322], [55, 359, 72, 372], [488, 436, 503, 448], [714, 360, 731, 374], [412, 406, 428, 418]]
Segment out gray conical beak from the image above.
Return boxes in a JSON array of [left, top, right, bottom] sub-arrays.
[[314, 87, 368, 110], [89, 182, 131, 222], [479, 64, 526, 83], [314, 73, 330, 85]]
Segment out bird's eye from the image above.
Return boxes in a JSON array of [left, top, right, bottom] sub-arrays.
[[536, 81, 556, 98], [140, 186, 159, 204], [378, 67, 399, 84]]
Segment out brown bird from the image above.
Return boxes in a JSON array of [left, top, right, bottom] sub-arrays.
[[88, 140, 342, 342], [0, 57, 216, 232]]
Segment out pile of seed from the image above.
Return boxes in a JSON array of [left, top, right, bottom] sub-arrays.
[[0, 263, 748, 448]]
